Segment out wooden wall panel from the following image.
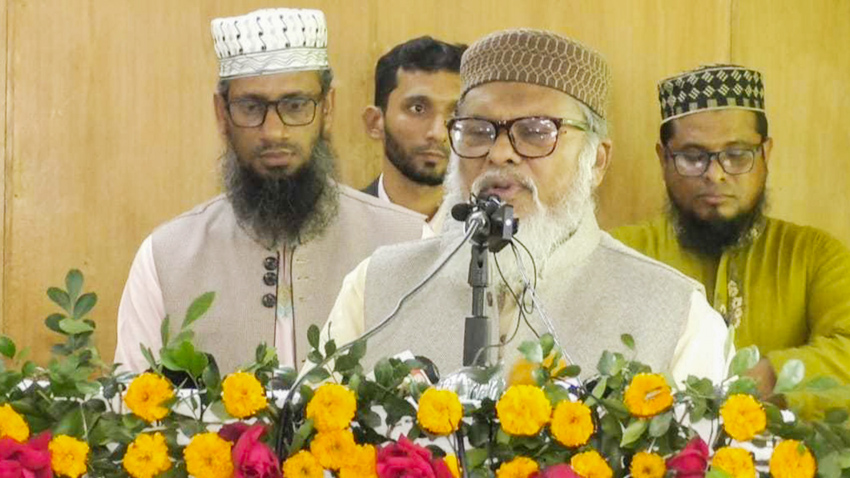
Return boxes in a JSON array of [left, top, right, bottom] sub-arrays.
[[731, 0, 850, 243], [3, 0, 846, 363], [0, 0, 6, 336]]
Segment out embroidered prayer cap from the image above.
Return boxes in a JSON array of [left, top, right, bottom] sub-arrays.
[[211, 8, 329, 80], [460, 29, 612, 119], [658, 64, 765, 124]]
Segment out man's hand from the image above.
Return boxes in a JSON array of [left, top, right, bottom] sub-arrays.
[[745, 357, 777, 398]]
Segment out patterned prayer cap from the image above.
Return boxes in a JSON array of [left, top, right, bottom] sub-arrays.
[[211, 8, 328, 80], [658, 64, 765, 123], [460, 29, 612, 119]]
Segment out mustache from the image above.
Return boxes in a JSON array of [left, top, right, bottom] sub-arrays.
[[471, 169, 537, 195], [410, 142, 450, 158], [253, 141, 306, 157]]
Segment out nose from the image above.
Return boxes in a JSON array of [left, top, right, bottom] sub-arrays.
[[703, 155, 727, 183], [486, 130, 521, 166], [426, 114, 448, 144], [260, 106, 289, 140]]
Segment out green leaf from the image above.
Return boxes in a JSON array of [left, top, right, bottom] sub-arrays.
[[558, 364, 581, 378], [289, 420, 314, 454], [0, 336, 15, 359], [539, 333, 555, 358], [303, 367, 330, 384], [44, 313, 66, 334], [825, 408, 849, 425], [140, 346, 158, 371], [160, 341, 208, 378], [727, 377, 759, 396], [307, 325, 320, 350], [307, 351, 323, 364], [706, 469, 733, 478], [598, 351, 623, 376], [350, 340, 367, 360], [182, 292, 215, 330], [324, 340, 337, 358], [466, 448, 489, 469], [620, 333, 635, 351], [374, 359, 393, 388], [54, 408, 84, 437], [58, 318, 95, 335], [160, 316, 171, 347], [65, 269, 84, 302], [773, 359, 805, 393], [518, 340, 543, 363], [728, 345, 760, 377], [800, 375, 839, 391], [73, 292, 97, 319], [620, 419, 648, 447], [649, 411, 673, 437], [48, 287, 72, 312]]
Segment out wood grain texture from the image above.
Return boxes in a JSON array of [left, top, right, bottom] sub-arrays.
[[2, 0, 847, 363]]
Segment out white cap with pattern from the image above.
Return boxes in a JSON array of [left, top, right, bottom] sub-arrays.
[[211, 8, 328, 80]]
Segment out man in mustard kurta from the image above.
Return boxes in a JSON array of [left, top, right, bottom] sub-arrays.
[[613, 65, 850, 415]]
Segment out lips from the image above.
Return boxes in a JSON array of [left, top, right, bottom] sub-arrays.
[[479, 179, 526, 200], [258, 150, 297, 166], [697, 193, 733, 206]]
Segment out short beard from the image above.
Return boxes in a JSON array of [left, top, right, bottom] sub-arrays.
[[442, 136, 598, 283], [223, 137, 339, 247], [668, 191, 767, 256], [384, 128, 447, 186]]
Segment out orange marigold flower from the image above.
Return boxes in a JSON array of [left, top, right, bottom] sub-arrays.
[[444, 454, 461, 478], [623, 373, 673, 418], [712, 446, 756, 477], [339, 444, 377, 478], [0, 403, 30, 442], [551, 400, 594, 448], [123, 373, 174, 423], [769, 440, 816, 478], [122, 432, 172, 478], [282, 450, 324, 478], [496, 385, 552, 436], [183, 432, 234, 478], [630, 451, 666, 478], [720, 394, 766, 441], [496, 456, 539, 478], [571, 449, 613, 478], [306, 383, 357, 432], [417, 388, 463, 435], [310, 429, 357, 471], [49, 435, 90, 478], [222, 371, 268, 419]]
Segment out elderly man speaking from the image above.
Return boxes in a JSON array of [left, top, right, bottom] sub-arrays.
[[322, 29, 729, 383]]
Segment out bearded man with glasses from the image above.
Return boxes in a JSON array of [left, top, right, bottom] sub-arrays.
[[114, 8, 424, 375], [614, 65, 850, 416], [321, 30, 730, 384]]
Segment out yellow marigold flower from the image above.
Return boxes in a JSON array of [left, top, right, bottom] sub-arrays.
[[122, 432, 172, 478], [222, 371, 268, 419], [623, 373, 673, 418], [283, 450, 324, 478], [49, 435, 90, 478], [310, 428, 357, 471], [183, 432, 234, 478], [712, 446, 756, 478], [496, 456, 539, 478], [630, 451, 666, 478], [551, 400, 594, 448], [508, 353, 567, 386], [417, 388, 463, 435], [123, 373, 174, 423], [339, 444, 377, 478], [571, 449, 613, 478], [769, 440, 816, 478], [445, 454, 461, 478], [306, 383, 356, 432], [496, 385, 552, 436], [720, 394, 766, 441], [0, 403, 30, 442]]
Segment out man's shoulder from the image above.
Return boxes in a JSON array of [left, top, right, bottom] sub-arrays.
[[596, 231, 705, 291], [152, 194, 232, 235], [337, 183, 425, 222], [762, 216, 850, 256]]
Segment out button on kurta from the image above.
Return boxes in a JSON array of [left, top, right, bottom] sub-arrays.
[[263, 272, 278, 286], [264, 256, 278, 270], [262, 293, 276, 308]]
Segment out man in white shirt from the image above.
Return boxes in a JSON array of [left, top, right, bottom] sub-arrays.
[[322, 29, 731, 384], [361, 37, 466, 220], [114, 8, 423, 375]]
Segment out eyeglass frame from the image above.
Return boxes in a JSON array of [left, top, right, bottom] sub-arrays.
[[225, 95, 323, 128], [663, 141, 767, 177], [446, 116, 590, 159]]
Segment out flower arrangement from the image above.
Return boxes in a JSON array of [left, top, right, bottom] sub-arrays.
[[1, 270, 850, 477]]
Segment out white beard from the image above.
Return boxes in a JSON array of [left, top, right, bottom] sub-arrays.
[[442, 137, 598, 288]]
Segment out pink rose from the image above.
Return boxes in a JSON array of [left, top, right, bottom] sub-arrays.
[[377, 436, 453, 478], [0, 433, 52, 478], [229, 425, 281, 478], [666, 436, 708, 477], [218, 421, 252, 444], [532, 464, 582, 478]]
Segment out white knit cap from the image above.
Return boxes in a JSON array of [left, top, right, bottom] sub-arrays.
[[211, 8, 329, 80]]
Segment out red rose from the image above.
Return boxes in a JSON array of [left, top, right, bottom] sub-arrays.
[[377, 436, 453, 478], [218, 421, 252, 444], [666, 436, 708, 477], [532, 464, 582, 478], [0, 432, 52, 478], [230, 425, 281, 478]]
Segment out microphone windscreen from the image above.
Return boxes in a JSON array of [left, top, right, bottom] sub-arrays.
[[451, 202, 473, 221]]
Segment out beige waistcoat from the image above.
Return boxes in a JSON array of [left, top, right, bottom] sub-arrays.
[[152, 183, 424, 373], [362, 213, 704, 379]]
